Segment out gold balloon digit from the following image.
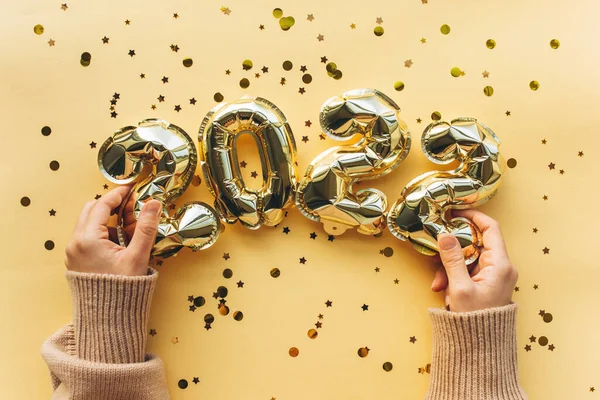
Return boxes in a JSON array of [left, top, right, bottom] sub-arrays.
[[295, 88, 411, 235], [97, 118, 222, 258], [199, 96, 298, 228], [387, 117, 504, 265]]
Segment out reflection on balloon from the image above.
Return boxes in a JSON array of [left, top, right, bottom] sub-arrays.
[[199, 96, 298, 229], [387, 117, 504, 265], [97, 118, 222, 258], [295, 88, 411, 235]]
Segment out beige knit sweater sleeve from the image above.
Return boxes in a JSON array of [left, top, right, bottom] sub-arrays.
[[41, 269, 527, 400]]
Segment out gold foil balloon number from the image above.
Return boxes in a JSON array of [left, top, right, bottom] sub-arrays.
[[97, 119, 222, 258], [295, 88, 411, 235], [199, 96, 298, 229], [387, 117, 504, 265]]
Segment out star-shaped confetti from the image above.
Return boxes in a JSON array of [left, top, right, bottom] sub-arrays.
[[89, 141, 97, 148], [409, 336, 417, 343], [301, 135, 309, 143], [125, 19, 131, 25], [49, 209, 56, 216], [542, 247, 550, 254], [223, 253, 230, 260], [128, 49, 136, 57], [404, 59, 413, 68], [317, 34, 324, 41], [350, 23, 356, 29], [171, 337, 179, 344], [60, 3, 68, 11], [48, 39, 55, 46], [524, 344, 531, 352], [237, 280, 244, 288], [325, 300, 333, 307], [190, 98, 197, 105], [299, 257, 307, 264], [220, 6, 231, 15], [376, 17, 383, 24], [283, 227, 290, 234], [101, 36, 109, 44], [505, 110, 511, 116], [174, 105, 181, 112], [482, 70, 490, 78], [250, 171, 258, 178], [361, 304, 369, 311], [310, 232, 317, 239], [548, 162, 555, 170], [307, 14, 315, 22]]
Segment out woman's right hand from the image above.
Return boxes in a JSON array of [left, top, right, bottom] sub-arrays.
[[430, 209, 518, 312]]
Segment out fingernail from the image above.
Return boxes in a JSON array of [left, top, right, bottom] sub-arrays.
[[439, 234, 457, 250], [144, 201, 162, 217]]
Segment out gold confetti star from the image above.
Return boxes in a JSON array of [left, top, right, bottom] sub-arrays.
[[533, 227, 538, 233], [174, 105, 181, 112], [524, 344, 531, 351], [376, 17, 383, 24], [505, 110, 511, 116], [261, 66, 269, 73], [128, 49, 136, 57], [173, 13, 179, 19], [125, 19, 131, 25], [482, 70, 490, 78], [319, 133, 326, 140], [171, 337, 179, 344], [514, 286, 519, 292], [259, 24, 265, 30], [533, 284, 539, 289], [420, 37, 427, 43], [542, 247, 550, 254], [140, 73, 145, 78], [404, 59, 413, 68], [162, 76, 169, 83], [559, 169, 565, 174], [305, 120, 312, 127], [416, 118, 422, 123], [320, 56, 328, 63], [255, 73, 260, 78], [542, 195, 548, 200], [409, 336, 417, 343], [151, 104, 156, 110], [307, 14, 315, 22], [548, 162, 555, 170], [220, 6, 231, 15], [47, 39, 55, 46], [298, 87, 306, 94], [541, 139, 547, 144], [578, 151, 584, 157], [225, 69, 231, 75], [422, 0, 428, 3], [223, 253, 230, 260], [350, 23, 356, 29], [590, 387, 595, 392], [548, 344, 555, 351], [60, 3, 68, 11], [302, 135, 309, 142], [317, 34, 324, 41], [280, 77, 286, 85], [101, 36, 109, 44]]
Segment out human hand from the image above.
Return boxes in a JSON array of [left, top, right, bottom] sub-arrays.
[[64, 185, 163, 276], [430, 209, 518, 312]]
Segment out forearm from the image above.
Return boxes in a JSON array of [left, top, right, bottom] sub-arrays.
[[425, 303, 528, 400], [40, 268, 170, 399]]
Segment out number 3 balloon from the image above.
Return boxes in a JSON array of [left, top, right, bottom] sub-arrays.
[[199, 96, 298, 229], [295, 88, 411, 236], [386, 117, 504, 265], [97, 118, 222, 258]]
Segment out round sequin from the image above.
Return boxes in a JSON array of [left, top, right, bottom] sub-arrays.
[[550, 39, 560, 49], [270, 268, 281, 278], [307, 329, 318, 339], [217, 286, 228, 298], [20, 197, 31, 207], [431, 111, 442, 121], [507, 158, 517, 168], [483, 86, 494, 96], [289, 347, 299, 357], [374, 26, 384, 36], [233, 311, 244, 321], [219, 305, 230, 316], [282, 60, 293, 71], [178, 379, 188, 389], [223, 268, 233, 279], [543, 313, 553, 323], [357, 347, 369, 358], [440, 24, 451, 35], [383, 247, 394, 257], [182, 58, 193, 68], [272, 8, 283, 18], [239, 78, 250, 89], [529, 81, 540, 91], [193, 296, 205, 307], [50, 160, 60, 171], [450, 67, 462, 77], [383, 361, 393, 371], [393, 81, 405, 91], [45, 240, 55, 250], [538, 336, 549, 346], [204, 314, 215, 324], [41, 126, 52, 136], [80, 52, 91, 67], [279, 16, 295, 31], [214, 92, 224, 102], [34, 24, 44, 35], [302, 74, 312, 84], [242, 59, 253, 70], [486, 39, 496, 49]]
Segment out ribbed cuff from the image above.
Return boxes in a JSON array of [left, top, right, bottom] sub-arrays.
[[425, 303, 527, 400], [66, 267, 158, 364]]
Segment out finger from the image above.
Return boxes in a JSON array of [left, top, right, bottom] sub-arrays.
[[451, 209, 507, 252], [73, 200, 97, 236], [107, 226, 120, 244], [431, 266, 448, 292], [126, 200, 162, 259], [437, 233, 472, 287], [122, 193, 139, 225], [86, 185, 133, 229]]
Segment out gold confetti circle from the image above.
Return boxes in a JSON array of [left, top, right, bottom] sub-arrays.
[[233, 311, 244, 321], [239, 78, 250, 89], [45, 240, 54, 250], [440, 24, 451, 35], [431, 111, 442, 121], [507, 158, 517, 168], [282, 60, 293, 71], [483, 86, 494, 96], [270, 268, 281, 278], [357, 347, 369, 358], [279, 16, 295, 31], [242, 59, 253, 70], [543, 313, 553, 323], [217, 286, 228, 298], [450, 67, 462, 77], [302, 73, 312, 84], [20, 197, 31, 207], [326, 62, 337, 74], [307, 329, 318, 339], [182, 58, 193, 68], [41, 126, 52, 136], [204, 314, 215, 324], [374, 26, 384, 36], [529, 80, 540, 91], [49, 160, 60, 171], [289, 347, 299, 357], [214, 92, 224, 102], [550, 39, 560, 49], [80, 52, 92, 67], [193, 296, 205, 307], [333, 70, 343, 80], [178, 379, 188, 389], [34, 24, 44, 35], [486, 39, 496, 49], [538, 336, 549, 346], [272, 8, 283, 18], [383, 246, 394, 257], [393, 81, 405, 91], [223, 268, 233, 279], [219, 305, 230, 316], [383, 361, 393, 371]]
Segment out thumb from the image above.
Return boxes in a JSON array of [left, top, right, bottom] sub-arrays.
[[127, 200, 162, 258], [437, 233, 471, 286]]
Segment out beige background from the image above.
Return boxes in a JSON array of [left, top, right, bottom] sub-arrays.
[[1, 0, 599, 398]]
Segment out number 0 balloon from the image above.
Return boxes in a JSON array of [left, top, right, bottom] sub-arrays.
[[97, 119, 222, 258], [386, 117, 504, 265], [295, 88, 411, 235]]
